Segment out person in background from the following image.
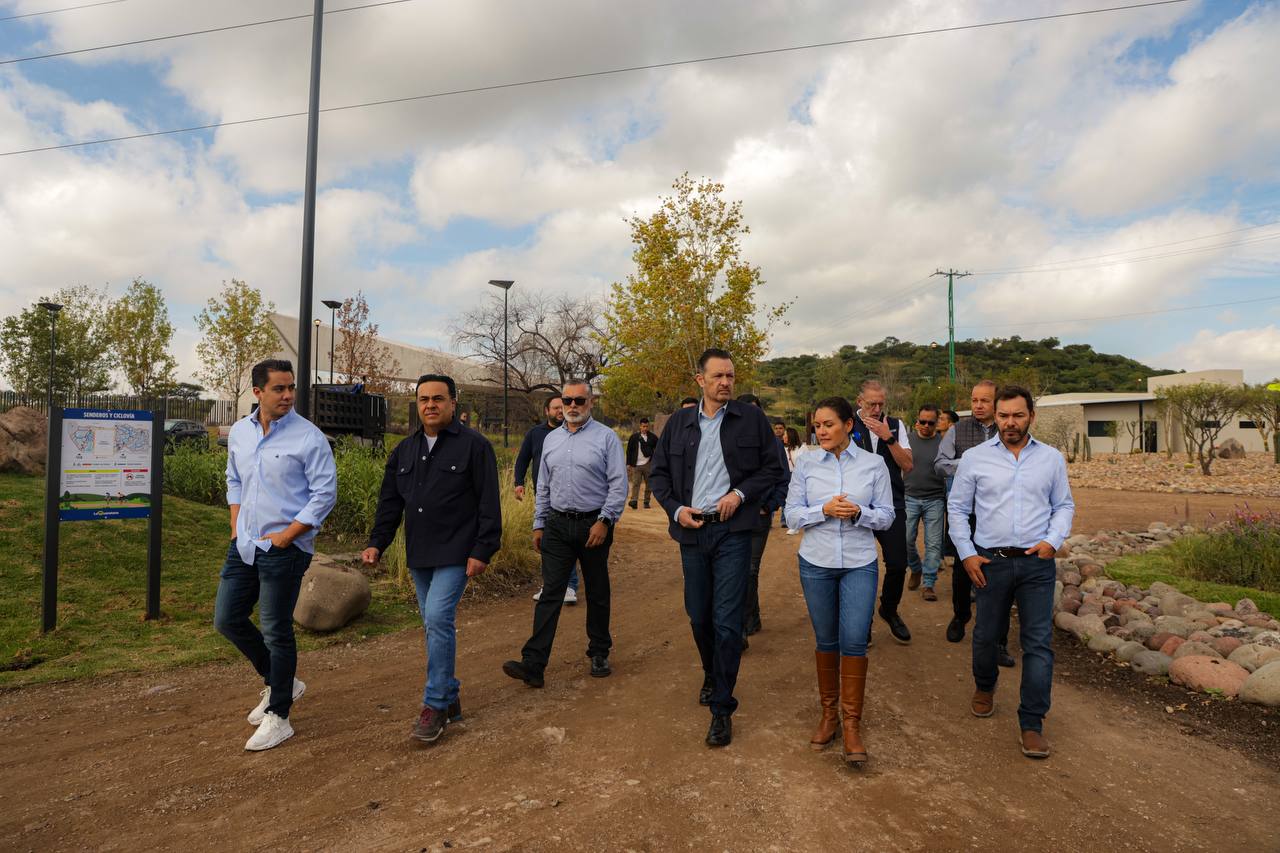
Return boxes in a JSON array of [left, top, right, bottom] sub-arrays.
[[217, 359, 337, 752], [680, 396, 699, 409], [516, 396, 578, 605], [948, 385, 1074, 760], [626, 418, 658, 510], [503, 380, 627, 688], [737, 394, 789, 646], [649, 349, 786, 748], [783, 426, 805, 533], [939, 410, 959, 433], [363, 374, 500, 745], [785, 396, 894, 766], [903, 404, 946, 602]]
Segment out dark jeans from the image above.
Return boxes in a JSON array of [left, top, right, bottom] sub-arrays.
[[521, 513, 614, 672], [680, 525, 752, 717], [874, 508, 908, 615], [213, 540, 313, 718], [743, 514, 772, 636], [972, 550, 1056, 733], [953, 513, 1011, 646]]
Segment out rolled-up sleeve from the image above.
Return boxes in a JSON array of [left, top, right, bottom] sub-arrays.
[[294, 433, 337, 529], [1046, 453, 1075, 549], [601, 431, 628, 522]]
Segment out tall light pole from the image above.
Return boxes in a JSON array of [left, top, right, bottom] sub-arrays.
[[295, 0, 325, 419], [931, 269, 970, 383], [322, 299, 341, 383], [38, 302, 62, 410], [488, 279, 515, 447]]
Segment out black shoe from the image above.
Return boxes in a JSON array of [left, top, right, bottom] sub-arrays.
[[590, 655, 612, 678], [745, 621, 761, 637], [411, 706, 447, 743], [447, 698, 463, 722], [997, 645, 1016, 668], [946, 616, 967, 644], [502, 659, 544, 688], [629, 500, 638, 510], [741, 634, 750, 651], [880, 610, 912, 644], [706, 714, 732, 747], [699, 674, 714, 706], [643, 503, 651, 509]]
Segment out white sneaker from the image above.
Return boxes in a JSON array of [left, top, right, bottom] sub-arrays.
[[244, 712, 294, 751], [564, 587, 578, 605], [532, 588, 543, 601], [247, 678, 306, 725], [786, 529, 798, 536]]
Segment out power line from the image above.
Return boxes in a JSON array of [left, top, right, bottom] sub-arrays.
[[0, 0, 1191, 157], [1, 0, 420, 66], [955, 294, 1280, 332], [972, 219, 1280, 274], [785, 276, 937, 352], [0, 0, 125, 23]]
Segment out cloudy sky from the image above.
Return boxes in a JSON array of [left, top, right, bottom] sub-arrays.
[[1, 0, 1278, 387]]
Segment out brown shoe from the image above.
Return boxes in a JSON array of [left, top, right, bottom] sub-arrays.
[[810, 651, 840, 750], [922, 586, 937, 601], [907, 571, 922, 591], [971, 690, 995, 718], [1020, 729, 1050, 759], [839, 656, 869, 765]]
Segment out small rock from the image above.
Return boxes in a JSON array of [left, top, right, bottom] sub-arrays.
[[540, 726, 566, 745], [1236, 598, 1260, 616], [1153, 616, 1194, 638], [1116, 641, 1147, 662], [1206, 602, 1235, 618], [1172, 641, 1222, 661], [1088, 634, 1125, 653], [1187, 631, 1215, 644], [1227, 644, 1280, 673], [1147, 631, 1175, 651], [1211, 637, 1244, 658], [1054, 612, 1081, 633], [1131, 650, 1173, 676], [1159, 636, 1186, 657], [1239, 660, 1280, 707], [1251, 631, 1280, 649], [1062, 571, 1082, 587], [1169, 656, 1249, 697]]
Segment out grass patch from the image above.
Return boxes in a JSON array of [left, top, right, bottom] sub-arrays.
[[0, 473, 421, 688], [1105, 547, 1280, 618]]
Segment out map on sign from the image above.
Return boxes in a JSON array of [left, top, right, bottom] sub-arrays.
[[59, 409, 155, 522]]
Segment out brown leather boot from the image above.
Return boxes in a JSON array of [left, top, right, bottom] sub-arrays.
[[840, 655, 869, 765], [810, 651, 840, 750]]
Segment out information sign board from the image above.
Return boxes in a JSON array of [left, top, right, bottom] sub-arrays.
[[58, 408, 154, 521]]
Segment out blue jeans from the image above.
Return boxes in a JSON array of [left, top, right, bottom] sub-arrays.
[[904, 496, 945, 588], [214, 540, 313, 718], [410, 565, 469, 711], [972, 551, 1056, 733], [798, 556, 878, 657], [680, 526, 752, 716]]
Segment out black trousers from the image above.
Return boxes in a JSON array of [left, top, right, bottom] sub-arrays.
[[521, 513, 613, 672], [743, 514, 771, 635], [875, 508, 909, 615], [952, 515, 1011, 646]]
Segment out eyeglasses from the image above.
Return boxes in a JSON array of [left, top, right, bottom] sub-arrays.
[[917, 419, 937, 426], [561, 395, 589, 406]]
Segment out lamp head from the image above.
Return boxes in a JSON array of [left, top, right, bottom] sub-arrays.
[[38, 302, 62, 313], [321, 299, 342, 310], [487, 279, 515, 290]]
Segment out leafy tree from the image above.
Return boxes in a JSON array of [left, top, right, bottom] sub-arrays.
[[1155, 383, 1248, 475], [104, 278, 178, 396], [600, 174, 790, 413], [0, 284, 113, 398], [334, 291, 402, 394], [194, 279, 280, 410], [1241, 383, 1280, 463]]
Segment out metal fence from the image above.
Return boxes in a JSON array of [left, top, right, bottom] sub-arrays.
[[0, 391, 236, 425]]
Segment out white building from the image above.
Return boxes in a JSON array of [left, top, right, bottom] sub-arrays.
[[1034, 369, 1266, 455]]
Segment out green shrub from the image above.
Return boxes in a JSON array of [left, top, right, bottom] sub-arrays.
[[163, 444, 227, 505], [327, 437, 385, 538], [1177, 509, 1280, 592]]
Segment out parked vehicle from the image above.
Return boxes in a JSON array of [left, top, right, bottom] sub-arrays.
[[164, 419, 209, 450]]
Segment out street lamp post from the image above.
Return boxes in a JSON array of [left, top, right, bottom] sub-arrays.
[[313, 319, 322, 382], [38, 302, 62, 410], [487, 279, 515, 448], [321, 299, 342, 383]]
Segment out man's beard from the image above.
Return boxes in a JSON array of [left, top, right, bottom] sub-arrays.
[[564, 410, 588, 424], [1001, 425, 1028, 444]]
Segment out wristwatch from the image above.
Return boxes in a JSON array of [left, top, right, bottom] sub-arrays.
[[597, 516, 614, 527], [883, 430, 898, 446]]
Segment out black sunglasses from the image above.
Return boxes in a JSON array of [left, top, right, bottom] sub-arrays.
[[917, 418, 937, 426], [561, 395, 589, 406]]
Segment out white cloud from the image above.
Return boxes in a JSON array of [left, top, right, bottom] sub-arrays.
[[1165, 325, 1280, 383]]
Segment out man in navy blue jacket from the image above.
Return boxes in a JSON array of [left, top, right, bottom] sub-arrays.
[[649, 349, 787, 748]]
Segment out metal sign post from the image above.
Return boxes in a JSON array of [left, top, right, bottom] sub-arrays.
[[146, 405, 165, 620], [41, 406, 63, 632]]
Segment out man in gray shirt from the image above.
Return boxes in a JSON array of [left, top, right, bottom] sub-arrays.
[[502, 379, 627, 687], [903, 404, 946, 601]]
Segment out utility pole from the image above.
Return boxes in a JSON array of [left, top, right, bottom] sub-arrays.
[[931, 268, 970, 382], [295, 0, 325, 419]]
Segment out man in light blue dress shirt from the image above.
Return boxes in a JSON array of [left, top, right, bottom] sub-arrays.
[[948, 385, 1074, 760], [504, 379, 627, 688], [215, 359, 337, 752]]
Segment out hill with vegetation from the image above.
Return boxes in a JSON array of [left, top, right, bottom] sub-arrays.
[[757, 335, 1178, 419]]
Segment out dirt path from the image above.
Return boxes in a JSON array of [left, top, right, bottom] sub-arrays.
[[2, 492, 1277, 852]]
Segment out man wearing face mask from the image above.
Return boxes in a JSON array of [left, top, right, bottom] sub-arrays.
[[850, 379, 914, 644], [503, 380, 627, 688]]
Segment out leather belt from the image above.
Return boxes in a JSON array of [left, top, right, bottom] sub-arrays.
[[983, 546, 1028, 559], [549, 508, 603, 520]]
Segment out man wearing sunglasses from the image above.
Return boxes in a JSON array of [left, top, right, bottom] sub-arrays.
[[903, 404, 946, 601], [503, 380, 627, 688]]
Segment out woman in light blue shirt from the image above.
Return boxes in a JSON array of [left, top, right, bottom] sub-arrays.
[[785, 396, 894, 766]]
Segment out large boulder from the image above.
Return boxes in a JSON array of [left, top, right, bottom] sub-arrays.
[[1169, 656, 1249, 697], [293, 558, 371, 632], [0, 406, 47, 475], [1239, 661, 1280, 707], [1227, 644, 1280, 673], [1214, 438, 1245, 459]]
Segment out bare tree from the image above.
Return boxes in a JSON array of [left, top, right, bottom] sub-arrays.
[[334, 291, 402, 394], [1121, 419, 1140, 454], [1156, 383, 1248, 475], [1036, 409, 1079, 460], [451, 291, 606, 395]]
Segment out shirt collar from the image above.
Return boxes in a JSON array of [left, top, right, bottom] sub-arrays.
[[560, 416, 595, 434], [416, 416, 461, 440], [821, 442, 857, 463], [256, 407, 296, 433], [698, 404, 726, 423]]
